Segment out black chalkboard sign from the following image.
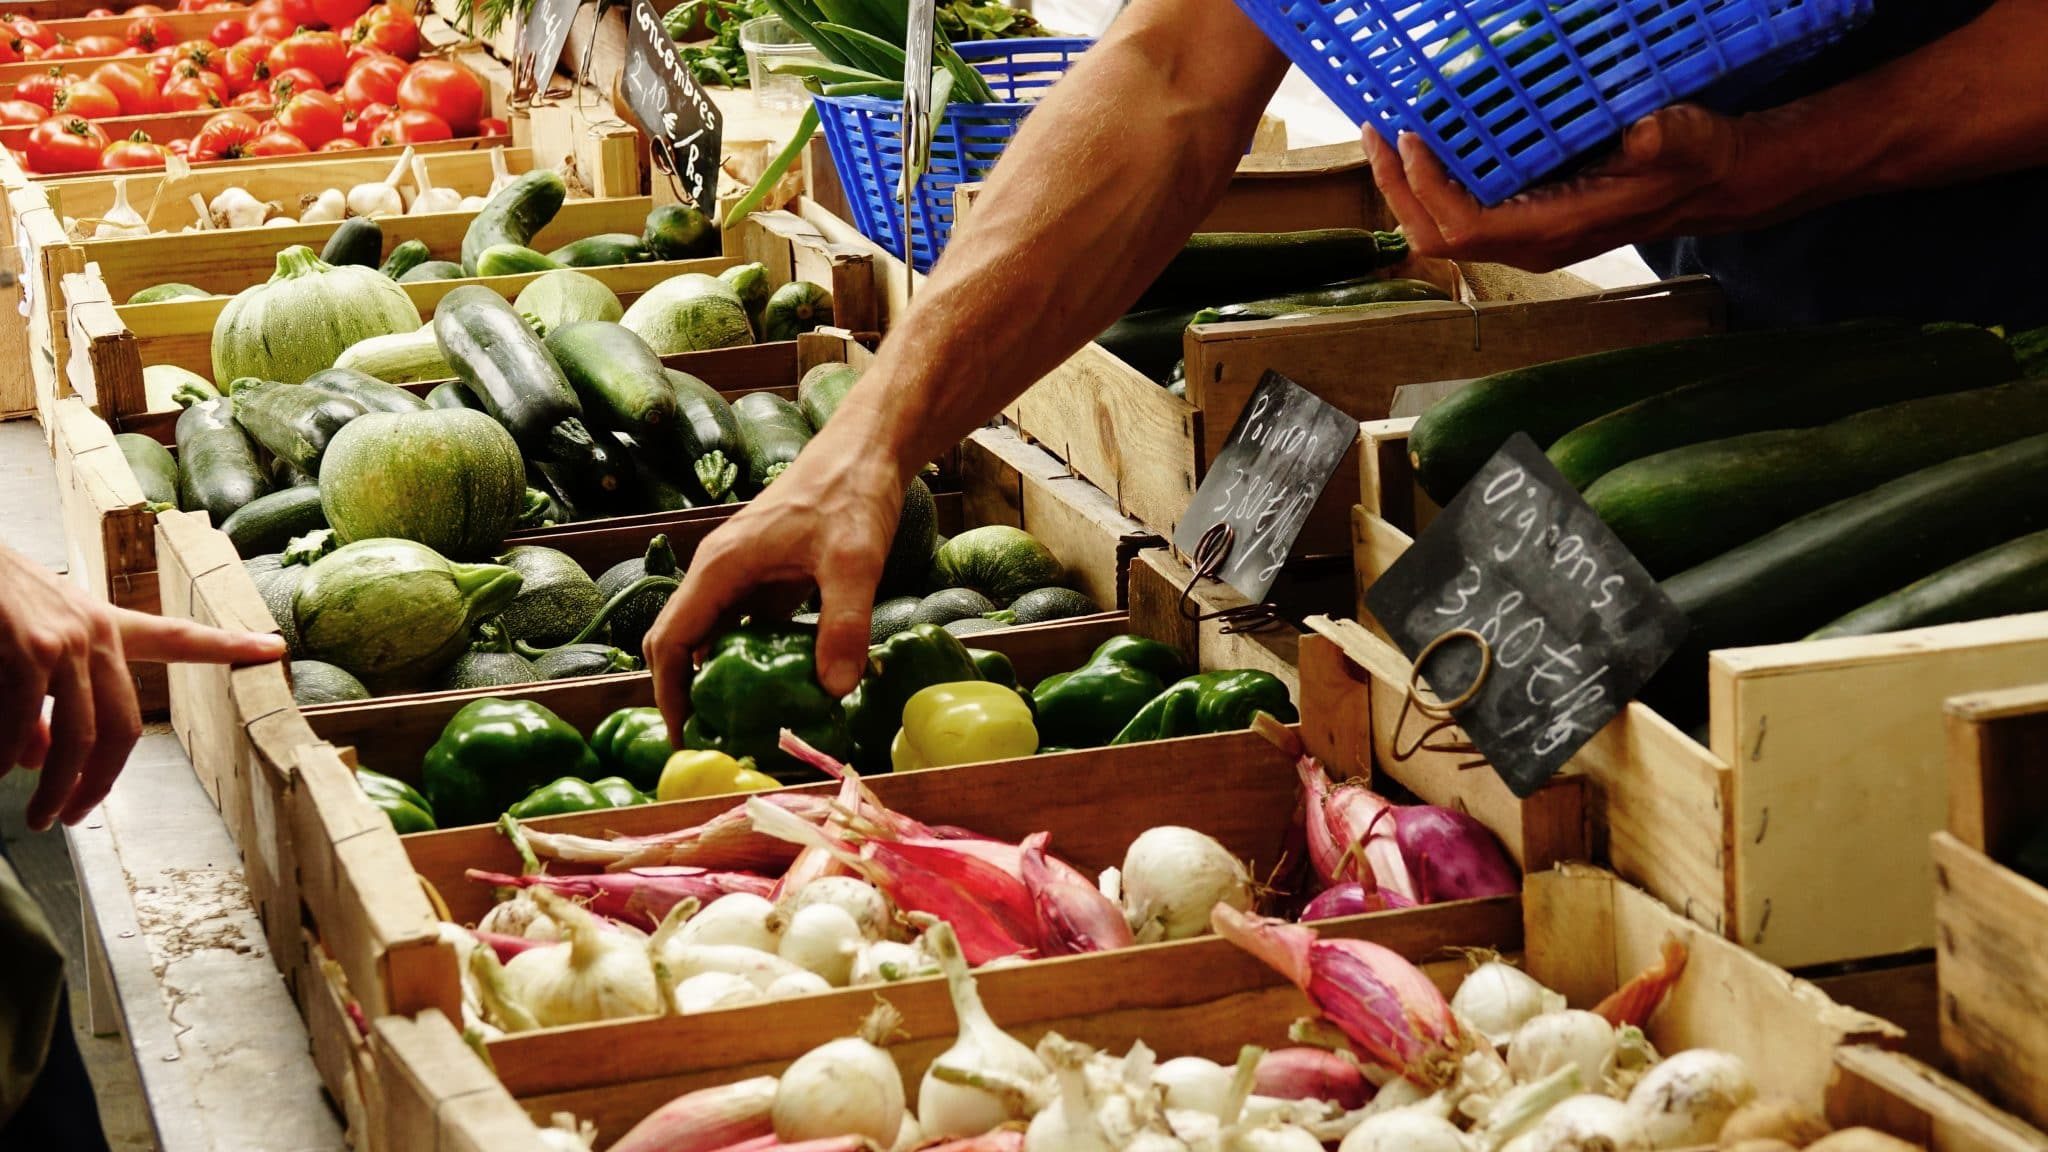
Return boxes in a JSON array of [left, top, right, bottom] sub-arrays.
[[513, 0, 581, 103], [624, 0, 723, 209], [1364, 433, 1689, 797], [1173, 371, 1358, 602]]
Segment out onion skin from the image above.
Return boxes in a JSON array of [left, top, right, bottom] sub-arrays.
[[1021, 830, 1135, 955], [1386, 805, 1521, 902], [1254, 1047, 1371, 1109], [1301, 883, 1417, 922], [606, 1076, 777, 1152]]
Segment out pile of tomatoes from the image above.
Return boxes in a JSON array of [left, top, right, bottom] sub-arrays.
[[3, 2, 507, 174]]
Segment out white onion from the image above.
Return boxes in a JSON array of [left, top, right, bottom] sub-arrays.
[[791, 876, 894, 940], [853, 939, 933, 984], [1627, 1050, 1755, 1149], [765, 970, 833, 1000], [1453, 962, 1567, 1047], [773, 1006, 906, 1143], [778, 903, 862, 986], [1156, 1056, 1236, 1118], [1340, 1108, 1472, 1152], [679, 893, 782, 953], [1120, 826, 1254, 943], [502, 889, 661, 1027], [1507, 1011, 1617, 1088], [674, 971, 764, 1014], [889, 1114, 924, 1152], [1230, 1124, 1323, 1152], [919, 925, 1048, 1138], [1502, 1095, 1645, 1152]]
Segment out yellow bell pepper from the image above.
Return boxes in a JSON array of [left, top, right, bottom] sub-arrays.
[[890, 681, 1039, 772], [656, 749, 781, 802]]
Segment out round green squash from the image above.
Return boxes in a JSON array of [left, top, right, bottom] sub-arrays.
[[620, 273, 754, 354], [318, 410, 526, 560], [931, 526, 1063, 605], [212, 246, 421, 385], [293, 538, 523, 691], [494, 545, 604, 647]]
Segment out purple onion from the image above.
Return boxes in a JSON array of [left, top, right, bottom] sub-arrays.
[[1389, 806, 1521, 902]]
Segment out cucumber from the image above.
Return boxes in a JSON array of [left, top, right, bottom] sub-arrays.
[[733, 390, 812, 489], [304, 367, 429, 413], [544, 321, 678, 443], [1588, 378, 2048, 577], [475, 244, 563, 278], [115, 432, 179, 511], [761, 281, 833, 341], [378, 239, 432, 280], [1408, 319, 1911, 504], [427, 380, 481, 410], [334, 328, 452, 383], [220, 486, 329, 558], [461, 169, 566, 274], [1132, 229, 1408, 313], [663, 368, 744, 501], [175, 397, 271, 522], [1652, 433, 2048, 723], [321, 216, 384, 268], [399, 260, 469, 283], [231, 380, 367, 471], [1548, 323, 2018, 489], [797, 362, 858, 431], [1811, 530, 2048, 640], [642, 202, 715, 260], [547, 233, 652, 267], [127, 282, 212, 305]]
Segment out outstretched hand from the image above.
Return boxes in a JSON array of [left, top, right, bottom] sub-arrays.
[[0, 547, 286, 830], [1364, 104, 1749, 271]]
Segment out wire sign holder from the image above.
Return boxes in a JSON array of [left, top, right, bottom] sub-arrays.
[[624, 0, 724, 209], [1364, 433, 1689, 798]]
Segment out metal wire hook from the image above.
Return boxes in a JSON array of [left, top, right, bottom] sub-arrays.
[[1388, 627, 1492, 769], [1174, 522, 1289, 635]]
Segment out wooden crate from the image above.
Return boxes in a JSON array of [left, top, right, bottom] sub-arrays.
[[1830, 1048, 2048, 1152], [368, 863, 1897, 1151], [1123, 544, 1356, 700], [1354, 425, 2048, 968], [1935, 685, 2048, 1133]]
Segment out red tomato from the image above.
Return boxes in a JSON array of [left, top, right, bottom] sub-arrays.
[[188, 108, 258, 159], [26, 116, 108, 173], [10, 19, 55, 50], [346, 98, 388, 143], [207, 18, 246, 48], [173, 62, 228, 99], [0, 99, 42, 125], [219, 42, 269, 93], [396, 59, 481, 135], [230, 87, 268, 108], [339, 52, 401, 110], [129, 4, 167, 12], [275, 86, 341, 147], [125, 15, 174, 50], [244, 128, 305, 155], [90, 63, 160, 115], [267, 65, 320, 101], [476, 115, 506, 138], [371, 106, 446, 146], [234, 33, 277, 54], [269, 30, 346, 87], [73, 34, 126, 57], [247, 6, 294, 41], [101, 131, 167, 168], [350, 5, 415, 60], [53, 78, 121, 119], [311, 0, 370, 34], [276, 0, 318, 28], [162, 75, 223, 109], [0, 40, 19, 66], [43, 44, 82, 61], [318, 135, 357, 151], [169, 39, 220, 72], [13, 70, 64, 111]]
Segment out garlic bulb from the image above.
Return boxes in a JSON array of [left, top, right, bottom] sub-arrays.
[[458, 194, 489, 212], [409, 153, 462, 215], [501, 888, 662, 1028], [263, 216, 300, 228], [347, 147, 412, 217], [207, 187, 268, 230], [488, 146, 515, 194], [94, 178, 148, 239], [299, 188, 347, 224]]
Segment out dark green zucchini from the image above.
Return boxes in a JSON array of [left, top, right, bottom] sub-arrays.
[[175, 397, 270, 523], [303, 367, 430, 414], [1589, 378, 2048, 577], [230, 380, 366, 471], [269, 455, 318, 488], [426, 380, 481, 410], [547, 233, 653, 267], [733, 391, 812, 489], [1131, 229, 1408, 313], [475, 244, 563, 277], [797, 362, 859, 432], [114, 433, 179, 511], [630, 447, 698, 512], [531, 643, 642, 679], [1811, 530, 2048, 639], [461, 169, 566, 274], [663, 368, 743, 502], [320, 216, 384, 268], [220, 486, 328, 558], [544, 322, 678, 443], [1196, 277, 1451, 322], [2012, 326, 2048, 378], [1548, 323, 2017, 489], [1096, 306, 1201, 383], [642, 203, 715, 260], [400, 260, 469, 283], [377, 239, 432, 280]]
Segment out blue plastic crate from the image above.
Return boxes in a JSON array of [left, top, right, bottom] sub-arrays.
[[1233, 0, 1870, 205], [813, 38, 1092, 272]]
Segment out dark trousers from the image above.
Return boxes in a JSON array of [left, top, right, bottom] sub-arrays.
[[0, 833, 111, 1152]]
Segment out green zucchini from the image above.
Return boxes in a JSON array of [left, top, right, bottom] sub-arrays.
[[544, 322, 678, 443], [378, 239, 433, 280], [220, 486, 329, 558], [761, 281, 833, 341], [1548, 323, 2017, 489], [1652, 433, 2048, 723], [231, 380, 367, 471], [1131, 229, 1408, 313], [320, 216, 384, 269], [1811, 530, 2048, 639], [175, 397, 271, 522], [167, 371, 221, 408], [303, 367, 430, 413], [475, 244, 563, 278], [2012, 326, 2048, 378], [115, 433, 179, 511], [720, 263, 771, 332], [127, 282, 213, 305], [733, 391, 812, 489], [627, 443, 698, 513], [334, 328, 452, 384], [426, 380, 480, 410], [642, 202, 715, 260], [269, 455, 318, 488], [1408, 319, 1911, 504], [547, 233, 652, 267], [1197, 278, 1451, 322], [663, 368, 743, 501], [399, 260, 469, 283], [1096, 306, 1200, 383], [1589, 378, 2048, 576], [797, 362, 859, 431], [461, 169, 566, 274]]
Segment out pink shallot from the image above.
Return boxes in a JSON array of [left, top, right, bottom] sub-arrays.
[[1299, 881, 1415, 922], [464, 866, 775, 932], [469, 927, 547, 962], [1253, 1046, 1372, 1109], [918, 1134, 1026, 1151], [606, 1076, 777, 1152], [510, 793, 838, 872], [1020, 831, 1135, 956], [1297, 759, 1414, 899]]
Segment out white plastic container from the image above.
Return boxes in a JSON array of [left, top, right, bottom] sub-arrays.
[[741, 16, 824, 112]]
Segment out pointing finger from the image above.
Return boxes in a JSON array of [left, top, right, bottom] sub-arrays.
[[117, 609, 286, 666]]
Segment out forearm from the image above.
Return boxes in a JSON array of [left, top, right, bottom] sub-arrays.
[[816, 0, 1288, 483], [1727, 0, 2048, 226]]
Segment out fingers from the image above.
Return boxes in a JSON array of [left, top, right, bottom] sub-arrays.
[[0, 662, 51, 779], [813, 545, 884, 697], [61, 640, 141, 825], [28, 641, 94, 832], [646, 530, 755, 736], [1396, 131, 1486, 255], [1365, 128, 1450, 258], [117, 608, 287, 666]]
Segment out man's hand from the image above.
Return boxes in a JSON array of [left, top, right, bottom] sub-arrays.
[[1365, 104, 1748, 271], [0, 546, 285, 830]]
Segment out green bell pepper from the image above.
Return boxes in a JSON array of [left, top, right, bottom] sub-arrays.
[[1032, 635, 1187, 749], [421, 698, 600, 828], [357, 767, 436, 835], [1109, 669, 1299, 745], [966, 647, 1017, 689], [845, 623, 983, 771], [590, 707, 673, 792], [505, 775, 649, 819], [681, 626, 852, 782]]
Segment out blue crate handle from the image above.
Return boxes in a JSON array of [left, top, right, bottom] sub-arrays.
[[814, 38, 1094, 271], [1231, 0, 1869, 205]]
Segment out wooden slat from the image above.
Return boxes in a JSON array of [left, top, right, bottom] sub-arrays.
[[1935, 832, 2048, 1133], [1945, 684, 2048, 857], [960, 425, 1164, 609], [1830, 1047, 2048, 1152], [373, 1012, 544, 1152], [1126, 546, 1307, 696]]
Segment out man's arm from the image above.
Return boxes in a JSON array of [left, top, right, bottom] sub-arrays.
[[645, 0, 1289, 713], [1369, 0, 2048, 270]]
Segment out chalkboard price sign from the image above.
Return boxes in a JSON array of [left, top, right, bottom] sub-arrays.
[[1173, 371, 1359, 603], [514, 0, 581, 103], [1364, 433, 1689, 797], [624, 0, 723, 208]]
